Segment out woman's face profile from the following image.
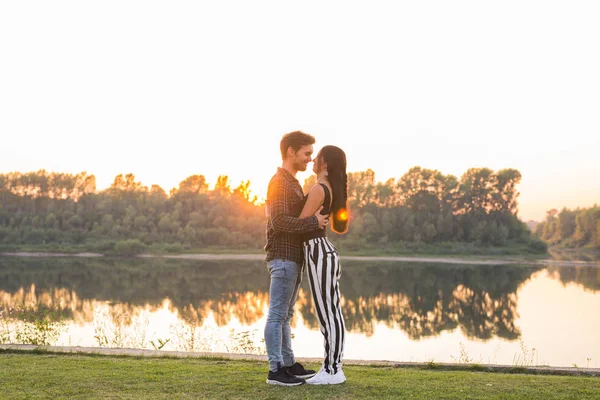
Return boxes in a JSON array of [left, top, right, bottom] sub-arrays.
[[313, 153, 327, 175]]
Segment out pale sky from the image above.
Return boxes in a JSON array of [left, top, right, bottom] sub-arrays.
[[1, 1, 599, 221]]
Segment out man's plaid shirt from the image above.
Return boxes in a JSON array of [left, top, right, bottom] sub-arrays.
[[265, 167, 319, 265]]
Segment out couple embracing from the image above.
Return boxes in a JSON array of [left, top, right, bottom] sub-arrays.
[[264, 131, 349, 386]]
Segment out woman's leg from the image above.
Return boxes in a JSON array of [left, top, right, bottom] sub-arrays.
[[306, 238, 345, 374]]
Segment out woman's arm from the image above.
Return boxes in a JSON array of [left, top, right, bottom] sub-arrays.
[[300, 184, 325, 218]]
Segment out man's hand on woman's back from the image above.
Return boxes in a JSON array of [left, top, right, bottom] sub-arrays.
[[315, 206, 329, 229]]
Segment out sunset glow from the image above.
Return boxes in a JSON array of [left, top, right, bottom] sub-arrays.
[[1, 1, 599, 221]]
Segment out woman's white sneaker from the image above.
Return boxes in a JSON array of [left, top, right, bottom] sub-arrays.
[[305, 368, 346, 385], [305, 369, 329, 385], [328, 369, 346, 384]]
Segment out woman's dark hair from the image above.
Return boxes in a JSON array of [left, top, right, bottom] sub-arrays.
[[318, 145, 349, 234]]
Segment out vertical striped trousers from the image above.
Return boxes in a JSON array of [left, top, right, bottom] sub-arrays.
[[304, 237, 346, 374]]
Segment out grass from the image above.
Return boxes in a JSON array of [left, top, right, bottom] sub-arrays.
[[0, 351, 599, 399]]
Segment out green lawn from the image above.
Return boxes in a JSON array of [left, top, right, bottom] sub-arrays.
[[1, 352, 598, 399]]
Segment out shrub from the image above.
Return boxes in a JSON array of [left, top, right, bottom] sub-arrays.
[[114, 239, 147, 256], [527, 237, 548, 253]]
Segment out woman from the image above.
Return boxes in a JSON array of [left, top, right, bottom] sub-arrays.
[[299, 145, 349, 385]]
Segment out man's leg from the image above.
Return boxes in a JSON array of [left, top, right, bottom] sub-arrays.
[[281, 260, 302, 367], [264, 259, 300, 372]]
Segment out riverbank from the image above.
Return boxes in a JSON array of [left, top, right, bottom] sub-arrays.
[[0, 241, 552, 259], [2, 250, 599, 267], [1, 346, 598, 399], [2, 344, 599, 376]]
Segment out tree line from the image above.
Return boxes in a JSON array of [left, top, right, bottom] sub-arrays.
[[0, 168, 546, 253], [534, 206, 600, 249]]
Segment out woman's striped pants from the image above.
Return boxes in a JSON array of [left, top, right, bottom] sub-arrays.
[[304, 237, 346, 374]]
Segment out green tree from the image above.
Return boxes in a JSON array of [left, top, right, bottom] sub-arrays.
[[173, 175, 208, 195]]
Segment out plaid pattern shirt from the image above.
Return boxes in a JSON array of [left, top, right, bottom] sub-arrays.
[[265, 167, 319, 265]]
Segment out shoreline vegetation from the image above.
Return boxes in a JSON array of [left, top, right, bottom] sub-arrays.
[[1, 169, 552, 256], [1, 246, 599, 267], [0, 241, 555, 258], [1, 169, 598, 262], [0, 241, 549, 256]]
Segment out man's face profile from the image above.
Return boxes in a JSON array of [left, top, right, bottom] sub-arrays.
[[289, 144, 313, 172]]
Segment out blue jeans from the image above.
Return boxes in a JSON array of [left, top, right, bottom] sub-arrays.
[[264, 259, 302, 371]]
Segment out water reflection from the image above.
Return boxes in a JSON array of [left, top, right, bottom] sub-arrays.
[[546, 264, 600, 292], [309, 263, 534, 340], [1, 257, 599, 364]]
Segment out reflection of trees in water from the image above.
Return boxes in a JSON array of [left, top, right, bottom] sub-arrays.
[[1, 284, 84, 322], [2, 258, 584, 341], [318, 262, 536, 340], [180, 292, 269, 327], [0, 285, 269, 332], [451, 286, 519, 340], [0, 258, 271, 328], [546, 265, 600, 292], [295, 286, 520, 340], [0, 284, 162, 325], [0, 257, 270, 310]]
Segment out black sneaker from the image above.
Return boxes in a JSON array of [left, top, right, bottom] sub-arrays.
[[266, 367, 305, 386], [286, 362, 317, 378]]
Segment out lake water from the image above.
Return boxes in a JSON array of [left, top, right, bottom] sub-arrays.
[[1, 257, 599, 368]]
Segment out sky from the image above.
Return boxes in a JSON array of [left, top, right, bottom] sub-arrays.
[[1, 1, 599, 221]]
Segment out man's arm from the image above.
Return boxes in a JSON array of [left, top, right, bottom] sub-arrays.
[[267, 177, 326, 233]]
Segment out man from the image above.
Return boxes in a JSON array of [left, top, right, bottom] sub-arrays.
[[264, 131, 329, 386]]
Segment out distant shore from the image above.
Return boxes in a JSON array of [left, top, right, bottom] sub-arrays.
[[2, 251, 599, 267]]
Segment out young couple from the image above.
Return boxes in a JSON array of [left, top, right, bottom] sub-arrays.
[[264, 131, 349, 386]]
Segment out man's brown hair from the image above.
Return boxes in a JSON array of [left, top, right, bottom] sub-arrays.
[[280, 131, 316, 160]]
